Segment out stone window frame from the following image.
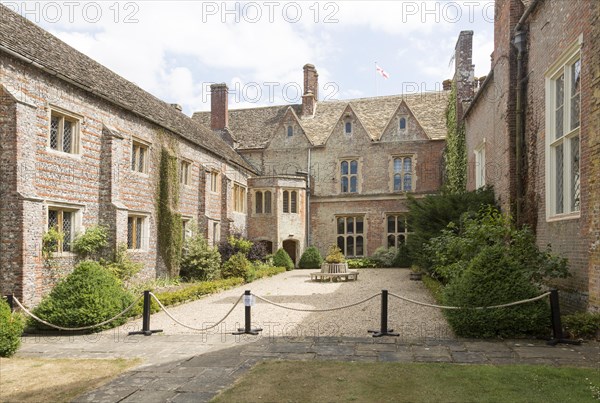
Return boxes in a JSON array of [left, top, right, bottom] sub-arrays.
[[208, 170, 220, 193], [210, 220, 221, 246], [474, 140, 486, 189], [45, 201, 83, 255], [336, 215, 365, 258], [339, 158, 360, 194], [254, 189, 273, 215], [181, 216, 193, 243], [282, 189, 298, 214], [179, 159, 192, 186], [386, 213, 411, 248], [391, 155, 414, 192], [344, 120, 353, 135], [47, 106, 82, 156], [287, 125, 294, 137], [545, 36, 582, 221], [131, 137, 150, 174], [233, 183, 246, 213], [398, 116, 408, 132], [127, 213, 149, 251]]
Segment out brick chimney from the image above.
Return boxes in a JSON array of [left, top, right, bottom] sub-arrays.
[[453, 31, 475, 126], [302, 64, 318, 117], [210, 83, 228, 130]]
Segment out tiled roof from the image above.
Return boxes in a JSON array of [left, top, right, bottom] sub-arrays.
[[0, 5, 254, 173], [193, 91, 449, 149]]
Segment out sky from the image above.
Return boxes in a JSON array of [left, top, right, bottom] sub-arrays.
[[5, 1, 495, 115]]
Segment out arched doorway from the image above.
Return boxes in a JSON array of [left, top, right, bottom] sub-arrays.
[[282, 239, 298, 266], [257, 240, 274, 254]]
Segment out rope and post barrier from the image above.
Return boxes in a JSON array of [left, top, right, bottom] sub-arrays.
[[128, 290, 163, 336], [232, 290, 262, 335], [547, 289, 580, 346], [368, 290, 399, 337]]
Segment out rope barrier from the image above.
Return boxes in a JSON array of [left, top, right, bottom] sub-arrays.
[[388, 291, 552, 310], [13, 294, 143, 331], [252, 292, 381, 312], [149, 292, 244, 332]]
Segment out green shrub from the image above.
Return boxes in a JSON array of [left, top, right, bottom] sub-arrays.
[[325, 245, 345, 264], [273, 248, 294, 271], [254, 263, 286, 279], [31, 261, 134, 332], [298, 246, 323, 269], [407, 188, 496, 269], [72, 225, 108, 258], [132, 277, 245, 315], [42, 227, 64, 260], [442, 245, 551, 338], [180, 234, 221, 281], [347, 258, 377, 269], [563, 312, 600, 340], [222, 252, 256, 282], [102, 244, 143, 281], [0, 298, 24, 357], [392, 243, 413, 267], [371, 246, 397, 268]]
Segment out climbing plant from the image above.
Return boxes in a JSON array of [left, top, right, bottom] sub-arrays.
[[444, 82, 467, 194], [156, 144, 183, 278]]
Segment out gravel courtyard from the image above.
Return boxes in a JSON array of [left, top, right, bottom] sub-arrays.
[[124, 269, 454, 341]]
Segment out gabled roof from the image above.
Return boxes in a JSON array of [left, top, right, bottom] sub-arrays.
[[193, 91, 449, 149], [0, 5, 254, 173]]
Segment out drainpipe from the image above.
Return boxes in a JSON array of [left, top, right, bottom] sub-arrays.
[[512, 0, 539, 226], [306, 147, 311, 247], [514, 30, 525, 226]]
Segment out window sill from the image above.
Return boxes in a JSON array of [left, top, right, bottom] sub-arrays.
[[546, 211, 580, 223], [127, 248, 147, 253], [130, 170, 149, 177], [50, 251, 76, 258], [45, 147, 82, 159]]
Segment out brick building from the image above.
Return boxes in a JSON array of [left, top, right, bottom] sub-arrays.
[[0, 7, 256, 305], [193, 65, 450, 261], [464, 0, 600, 312]]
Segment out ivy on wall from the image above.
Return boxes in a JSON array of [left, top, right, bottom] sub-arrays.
[[156, 143, 183, 278], [444, 82, 467, 194]]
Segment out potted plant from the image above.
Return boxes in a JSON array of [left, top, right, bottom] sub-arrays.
[[409, 265, 422, 281], [324, 245, 347, 273]]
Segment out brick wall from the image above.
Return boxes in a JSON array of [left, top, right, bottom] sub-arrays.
[[525, 0, 594, 311]]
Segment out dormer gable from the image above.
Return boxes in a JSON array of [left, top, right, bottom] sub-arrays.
[[379, 100, 429, 142]]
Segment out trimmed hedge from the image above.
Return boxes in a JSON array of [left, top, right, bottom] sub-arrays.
[[0, 298, 24, 357], [31, 261, 134, 332], [563, 312, 600, 340], [298, 246, 323, 269], [254, 266, 286, 279], [273, 248, 294, 271]]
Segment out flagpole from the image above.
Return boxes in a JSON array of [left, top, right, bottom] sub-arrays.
[[375, 61, 378, 97]]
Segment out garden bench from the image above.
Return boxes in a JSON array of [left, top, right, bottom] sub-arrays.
[[310, 262, 358, 282]]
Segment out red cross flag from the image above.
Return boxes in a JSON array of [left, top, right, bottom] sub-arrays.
[[376, 64, 389, 79]]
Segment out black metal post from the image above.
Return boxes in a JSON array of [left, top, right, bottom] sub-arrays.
[[547, 289, 580, 346], [368, 290, 399, 337], [4, 295, 14, 312], [232, 290, 262, 336], [129, 291, 163, 336]]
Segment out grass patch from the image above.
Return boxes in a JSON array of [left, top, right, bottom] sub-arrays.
[[0, 357, 139, 402], [212, 361, 600, 403], [422, 274, 444, 304]]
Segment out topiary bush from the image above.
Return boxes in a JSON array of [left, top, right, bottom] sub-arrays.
[[221, 252, 255, 282], [180, 234, 221, 281], [325, 245, 345, 264], [273, 248, 294, 271], [0, 298, 24, 357], [371, 246, 397, 268], [442, 245, 551, 338], [298, 246, 323, 269], [392, 243, 413, 268], [31, 260, 134, 332]]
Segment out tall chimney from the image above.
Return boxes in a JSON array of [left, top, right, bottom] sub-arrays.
[[302, 64, 318, 117], [211, 83, 228, 130], [454, 31, 475, 126]]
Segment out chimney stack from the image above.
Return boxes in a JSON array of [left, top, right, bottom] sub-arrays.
[[210, 83, 228, 130], [302, 64, 318, 117], [453, 31, 475, 125], [442, 79, 453, 91]]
